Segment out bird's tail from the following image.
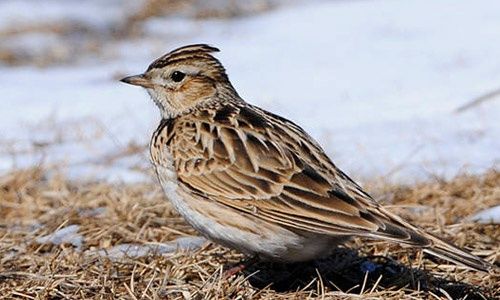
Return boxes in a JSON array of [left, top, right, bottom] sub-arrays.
[[421, 232, 492, 272], [374, 208, 493, 272]]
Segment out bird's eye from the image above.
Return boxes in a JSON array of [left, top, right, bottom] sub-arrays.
[[171, 71, 185, 82]]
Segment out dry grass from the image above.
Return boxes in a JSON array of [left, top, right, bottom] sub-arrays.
[[126, 0, 274, 24], [0, 167, 498, 299]]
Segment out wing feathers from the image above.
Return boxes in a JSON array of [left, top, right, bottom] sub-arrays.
[[288, 166, 331, 195], [172, 104, 383, 234], [282, 187, 360, 216]]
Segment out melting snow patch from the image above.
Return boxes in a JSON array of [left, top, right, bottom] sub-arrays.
[[36, 225, 83, 250], [77, 207, 107, 218], [94, 236, 207, 260], [468, 205, 500, 224]]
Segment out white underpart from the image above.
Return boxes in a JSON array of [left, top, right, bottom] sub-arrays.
[[154, 147, 336, 261]]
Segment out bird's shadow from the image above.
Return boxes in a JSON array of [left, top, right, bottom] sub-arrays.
[[241, 248, 492, 299]]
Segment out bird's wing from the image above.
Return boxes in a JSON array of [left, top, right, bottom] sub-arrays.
[[170, 104, 393, 236]]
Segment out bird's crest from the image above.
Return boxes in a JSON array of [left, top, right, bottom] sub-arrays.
[[147, 44, 221, 71]]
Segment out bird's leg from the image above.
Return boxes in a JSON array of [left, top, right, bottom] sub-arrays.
[[224, 255, 259, 278]]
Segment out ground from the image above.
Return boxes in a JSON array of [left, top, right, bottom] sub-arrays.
[[1, 1, 499, 299], [1, 167, 498, 299], [1, 0, 500, 182]]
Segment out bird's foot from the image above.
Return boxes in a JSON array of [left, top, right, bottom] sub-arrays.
[[223, 256, 258, 278]]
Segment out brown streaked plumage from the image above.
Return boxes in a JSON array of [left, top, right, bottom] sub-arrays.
[[121, 44, 492, 272]]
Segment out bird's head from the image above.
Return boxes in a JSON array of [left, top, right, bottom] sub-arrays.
[[121, 44, 237, 118]]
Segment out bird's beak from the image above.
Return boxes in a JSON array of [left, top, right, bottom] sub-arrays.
[[120, 74, 154, 88]]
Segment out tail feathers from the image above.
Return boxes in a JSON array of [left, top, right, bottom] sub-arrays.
[[422, 233, 492, 272], [375, 222, 492, 272]]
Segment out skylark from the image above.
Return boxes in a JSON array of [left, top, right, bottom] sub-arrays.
[[121, 44, 491, 272]]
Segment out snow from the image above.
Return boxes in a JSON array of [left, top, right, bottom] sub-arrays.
[[468, 206, 500, 224], [0, 0, 499, 184], [36, 225, 83, 250], [35, 224, 206, 258], [92, 236, 207, 260]]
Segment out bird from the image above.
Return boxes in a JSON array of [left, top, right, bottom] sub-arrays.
[[120, 44, 492, 273]]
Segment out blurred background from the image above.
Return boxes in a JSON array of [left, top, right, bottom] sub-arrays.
[[1, 0, 499, 183]]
